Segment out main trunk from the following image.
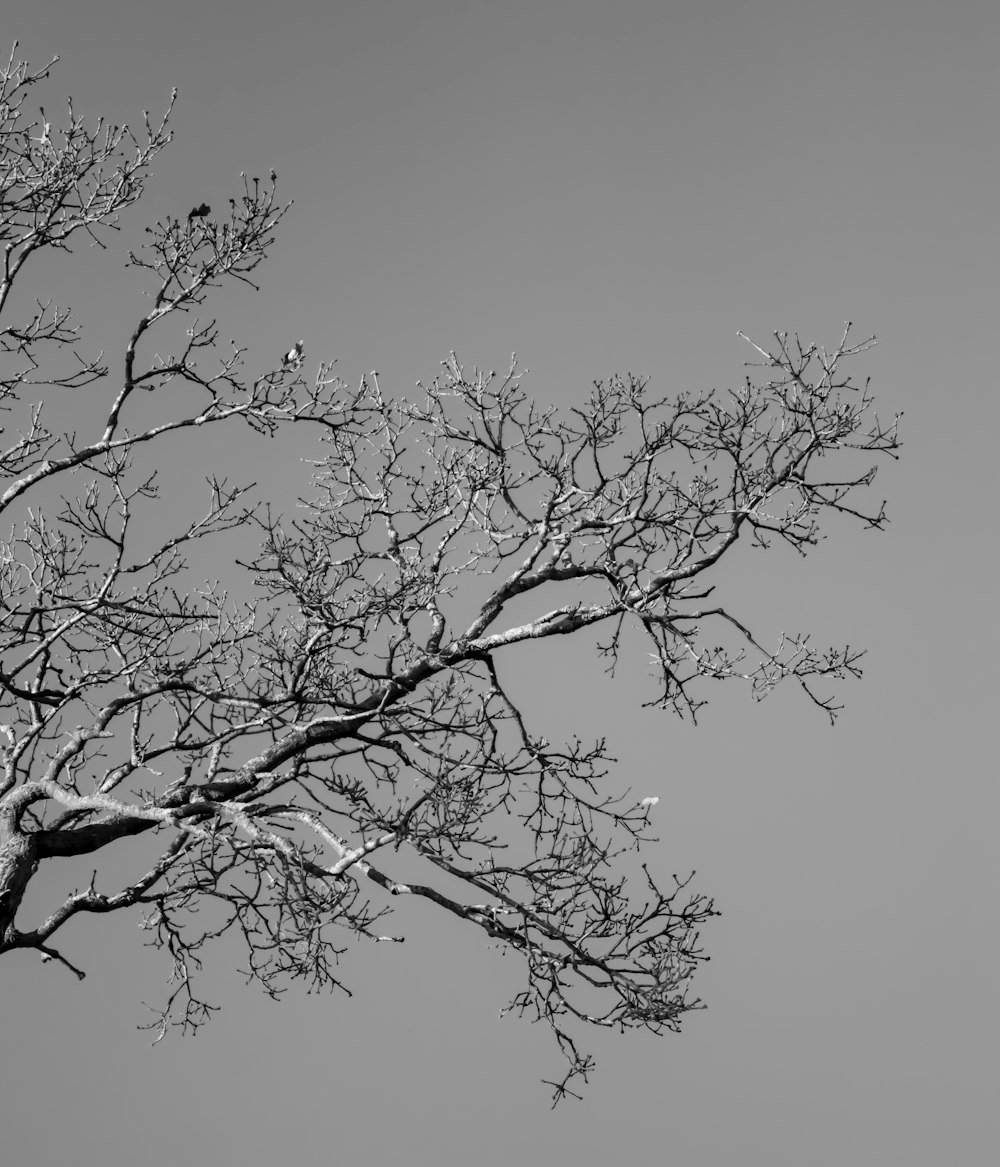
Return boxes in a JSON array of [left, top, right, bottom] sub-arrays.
[[0, 833, 39, 949]]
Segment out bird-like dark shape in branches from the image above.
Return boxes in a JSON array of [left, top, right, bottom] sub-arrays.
[[187, 203, 211, 221], [282, 340, 304, 371]]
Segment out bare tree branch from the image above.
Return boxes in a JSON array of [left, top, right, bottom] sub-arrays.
[[0, 47, 901, 1102]]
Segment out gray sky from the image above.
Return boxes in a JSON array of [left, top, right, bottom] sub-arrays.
[[3, 2, 997, 1164]]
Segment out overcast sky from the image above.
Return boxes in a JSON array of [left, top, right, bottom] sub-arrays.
[[3, 2, 998, 1165]]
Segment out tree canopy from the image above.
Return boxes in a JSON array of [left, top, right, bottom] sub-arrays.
[[0, 47, 900, 1101]]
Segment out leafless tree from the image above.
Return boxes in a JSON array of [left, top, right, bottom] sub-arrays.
[[0, 47, 900, 1101]]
